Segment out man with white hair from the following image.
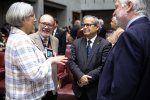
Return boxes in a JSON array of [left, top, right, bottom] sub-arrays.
[[97, 0, 150, 100]]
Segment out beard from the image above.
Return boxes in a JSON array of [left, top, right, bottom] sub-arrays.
[[116, 9, 128, 29]]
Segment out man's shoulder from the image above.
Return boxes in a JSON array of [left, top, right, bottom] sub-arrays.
[[57, 28, 65, 33], [50, 35, 59, 42], [29, 32, 39, 38], [96, 36, 107, 42], [96, 36, 111, 46], [72, 37, 85, 45]]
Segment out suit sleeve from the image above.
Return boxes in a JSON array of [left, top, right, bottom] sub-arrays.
[[68, 42, 84, 80]]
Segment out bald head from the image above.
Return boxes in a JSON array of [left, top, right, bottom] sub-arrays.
[[39, 14, 55, 24]]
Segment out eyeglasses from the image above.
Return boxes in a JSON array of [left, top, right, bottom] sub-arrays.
[[40, 22, 54, 28], [82, 23, 96, 27]]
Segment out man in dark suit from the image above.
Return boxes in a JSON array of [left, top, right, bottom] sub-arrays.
[[53, 19, 66, 55], [69, 15, 112, 100], [97, 0, 150, 100]]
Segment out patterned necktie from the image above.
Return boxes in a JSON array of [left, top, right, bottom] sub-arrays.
[[87, 40, 92, 58], [43, 38, 48, 47]]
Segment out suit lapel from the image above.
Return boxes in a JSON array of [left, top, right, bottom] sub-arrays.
[[81, 38, 88, 62], [35, 32, 45, 52], [54, 28, 59, 37], [50, 35, 58, 54]]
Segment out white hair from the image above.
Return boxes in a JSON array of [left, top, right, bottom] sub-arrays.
[[6, 2, 34, 27], [119, 0, 147, 15], [99, 19, 104, 26], [83, 15, 99, 26]]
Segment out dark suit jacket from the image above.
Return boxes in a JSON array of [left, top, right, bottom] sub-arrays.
[[97, 17, 150, 100], [54, 27, 66, 55], [69, 36, 112, 100]]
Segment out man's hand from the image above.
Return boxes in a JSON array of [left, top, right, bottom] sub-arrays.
[[78, 75, 92, 86]]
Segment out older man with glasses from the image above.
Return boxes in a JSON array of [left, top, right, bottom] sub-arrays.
[[97, 0, 150, 100], [68, 15, 112, 100], [30, 14, 59, 100]]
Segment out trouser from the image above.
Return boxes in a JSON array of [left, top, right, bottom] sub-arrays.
[[75, 91, 90, 100]]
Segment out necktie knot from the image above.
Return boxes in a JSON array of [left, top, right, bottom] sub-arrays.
[[88, 40, 92, 46]]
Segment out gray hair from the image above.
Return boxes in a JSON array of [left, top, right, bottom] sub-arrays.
[[83, 15, 99, 26], [6, 2, 34, 27], [119, 0, 147, 15], [99, 19, 104, 26]]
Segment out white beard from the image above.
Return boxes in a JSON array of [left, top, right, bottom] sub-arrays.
[[116, 8, 128, 29]]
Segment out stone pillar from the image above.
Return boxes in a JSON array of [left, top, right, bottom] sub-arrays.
[[33, 0, 44, 29]]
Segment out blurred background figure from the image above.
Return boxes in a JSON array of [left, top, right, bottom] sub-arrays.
[[106, 16, 124, 46], [0, 23, 10, 51], [63, 26, 73, 44], [97, 19, 107, 39], [76, 26, 84, 39], [53, 18, 66, 55], [70, 19, 81, 40]]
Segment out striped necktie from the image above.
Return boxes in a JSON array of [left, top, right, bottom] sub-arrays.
[[43, 38, 48, 47]]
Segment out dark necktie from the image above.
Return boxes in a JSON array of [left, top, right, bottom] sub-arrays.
[[87, 40, 92, 58]]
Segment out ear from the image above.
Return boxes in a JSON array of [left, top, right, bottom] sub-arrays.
[[96, 26, 100, 31], [126, 0, 133, 13]]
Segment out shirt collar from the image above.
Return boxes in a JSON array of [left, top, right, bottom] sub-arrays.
[[39, 33, 49, 41], [39, 34, 45, 40], [10, 26, 26, 35], [54, 27, 57, 32], [87, 34, 97, 44], [126, 15, 146, 30]]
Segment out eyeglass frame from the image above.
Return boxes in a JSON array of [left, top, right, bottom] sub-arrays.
[[81, 23, 96, 27], [39, 22, 54, 28]]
